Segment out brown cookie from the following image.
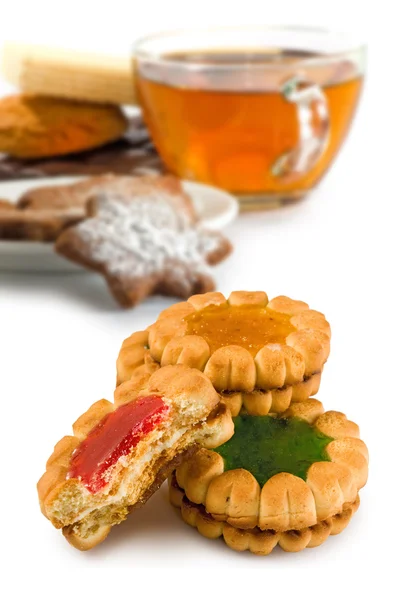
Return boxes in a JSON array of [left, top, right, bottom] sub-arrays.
[[18, 175, 116, 211], [55, 184, 232, 307], [0, 115, 163, 181], [0, 207, 83, 241], [0, 95, 128, 159], [0, 199, 15, 210], [18, 174, 196, 221]]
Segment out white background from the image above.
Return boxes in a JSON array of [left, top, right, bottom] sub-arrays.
[[0, 0, 400, 595]]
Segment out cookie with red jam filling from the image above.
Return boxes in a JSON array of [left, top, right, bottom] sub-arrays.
[[37, 365, 233, 550]]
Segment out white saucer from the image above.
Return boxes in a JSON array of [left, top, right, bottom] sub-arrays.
[[0, 176, 238, 272]]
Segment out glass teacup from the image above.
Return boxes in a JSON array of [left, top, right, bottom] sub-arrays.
[[134, 27, 365, 210]]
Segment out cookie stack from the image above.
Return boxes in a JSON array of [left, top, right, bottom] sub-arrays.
[[0, 45, 161, 180], [0, 43, 135, 161], [117, 291, 368, 555], [38, 290, 368, 555]]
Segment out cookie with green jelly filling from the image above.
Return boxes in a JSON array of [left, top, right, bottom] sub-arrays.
[[169, 481, 361, 556], [174, 399, 368, 534], [215, 413, 334, 487]]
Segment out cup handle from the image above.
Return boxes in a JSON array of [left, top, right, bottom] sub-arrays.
[[271, 75, 330, 181]]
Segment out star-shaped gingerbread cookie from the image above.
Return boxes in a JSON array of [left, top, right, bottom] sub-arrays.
[[55, 184, 232, 307]]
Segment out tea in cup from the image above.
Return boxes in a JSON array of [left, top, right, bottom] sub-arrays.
[[135, 27, 365, 209]]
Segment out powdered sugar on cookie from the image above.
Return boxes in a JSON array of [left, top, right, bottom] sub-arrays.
[[55, 177, 232, 308], [77, 192, 222, 278]]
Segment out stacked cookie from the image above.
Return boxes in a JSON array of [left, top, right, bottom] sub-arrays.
[[117, 291, 368, 555], [0, 46, 161, 179], [37, 290, 367, 554]]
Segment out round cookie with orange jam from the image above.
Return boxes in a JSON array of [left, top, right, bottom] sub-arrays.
[[116, 291, 331, 415], [169, 401, 368, 556]]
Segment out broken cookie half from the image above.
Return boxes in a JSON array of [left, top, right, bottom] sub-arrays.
[[37, 365, 233, 550]]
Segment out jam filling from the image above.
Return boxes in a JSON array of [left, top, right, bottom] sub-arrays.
[[68, 395, 169, 493], [215, 415, 333, 486], [185, 304, 296, 356]]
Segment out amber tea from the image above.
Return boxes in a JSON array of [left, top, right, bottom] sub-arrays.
[[135, 30, 365, 208]]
